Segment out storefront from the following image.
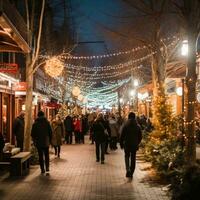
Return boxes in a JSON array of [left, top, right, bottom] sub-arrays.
[[0, 73, 18, 143], [15, 89, 50, 120]]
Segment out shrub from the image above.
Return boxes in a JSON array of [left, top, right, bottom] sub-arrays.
[[30, 144, 39, 165], [171, 164, 200, 200], [143, 131, 185, 177]]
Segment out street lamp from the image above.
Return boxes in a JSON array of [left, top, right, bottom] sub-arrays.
[[176, 87, 183, 96], [129, 89, 136, 97], [181, 40, 188, 56], [133, 79, 139, 87]]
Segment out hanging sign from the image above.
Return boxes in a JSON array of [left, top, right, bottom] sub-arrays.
[[13, 82, 27, 91], [45, 102, 61, 109], [0, 63, 18, 73]]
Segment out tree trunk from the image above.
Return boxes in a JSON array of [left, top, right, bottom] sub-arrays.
[[23, 0, 45, 151], [185, 30, 197, 165], [24, 54, 33, 151], [151, 46, 167, 125]]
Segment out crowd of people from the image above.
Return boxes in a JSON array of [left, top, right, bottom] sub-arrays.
[[1, 110, 153, 178]]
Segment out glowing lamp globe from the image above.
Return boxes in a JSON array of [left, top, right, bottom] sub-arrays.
[[181, 40, 188, 56], [83, 97, 88, 104], [72, 86, 81, 97], [129, 89, 136, 97], [197, 93, 200, 103], [44, 57, 64, 77], [176, 87, 183, 96], [134, 79, 139, 87], [78, 94, 84, 102]]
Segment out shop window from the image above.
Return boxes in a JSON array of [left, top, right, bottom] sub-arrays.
[[2, 94, 9, 142]]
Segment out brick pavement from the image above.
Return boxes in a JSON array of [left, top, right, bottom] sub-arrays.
[[0, 138, 170, 200]]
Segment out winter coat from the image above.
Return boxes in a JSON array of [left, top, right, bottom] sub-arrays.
[[12, 116, 24, 143], [91, 119, 107, 143], [31, 116, 52, 148], [64, 116, 74, 132], [0, 133, 5, 152], [73, 119, 82, 132], [120, 119, 142, 151], [109, 119, 119, 137], [82, 117, 89, 134], [51, 119, 64, 146]]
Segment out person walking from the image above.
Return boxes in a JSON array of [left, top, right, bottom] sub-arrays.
[[51, 114, 65, 158], [73, 116, 82, 144], [81, 115, 89, 144], [102, 114, 111, 154], [109, 115, 119, 150], [120, 112, 142, 178], [12, 111, 25, 151], [91, 113, 107, 164], [64, 115, 74, 144], [31, 111, 52, 174]]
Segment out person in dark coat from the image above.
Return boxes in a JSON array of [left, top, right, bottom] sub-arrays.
[[103, 114, 111, 154], [81, 115, 89, 144], [91, 113, 107, 164], [12, 111, 25, 151], [120, 112, 142, 178], [31, 111, 52, 174], [64, 115, 74, 144], [0, 132, 5, 161]]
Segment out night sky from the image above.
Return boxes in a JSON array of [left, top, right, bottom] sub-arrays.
[[50, 0, 140, 56]]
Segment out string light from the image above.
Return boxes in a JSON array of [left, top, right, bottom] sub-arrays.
[[60, 36, 178, 60], [66, 66, 142, 79]]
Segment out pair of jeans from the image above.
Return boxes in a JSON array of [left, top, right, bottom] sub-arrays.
[[124, 148, 137, 175], [110, 137, 117, 150], [95, 142, 105, 161], [54, 145, 61, 156], [75, 131, 80, 143], [16, 139, 23, 152], [65, 131, 73, 144], [37, 147, 49, 172]]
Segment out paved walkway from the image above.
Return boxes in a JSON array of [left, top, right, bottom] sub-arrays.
[[0, 139, 169, 200]]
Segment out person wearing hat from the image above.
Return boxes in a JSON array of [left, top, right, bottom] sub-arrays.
[[31, 111, 52, 174], [120, 112, 142, 178]]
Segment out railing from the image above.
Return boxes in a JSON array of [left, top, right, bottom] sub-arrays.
[[0, 0, 28, 43]]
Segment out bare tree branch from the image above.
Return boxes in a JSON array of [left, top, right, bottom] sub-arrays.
[[30, 0, 45, 73]]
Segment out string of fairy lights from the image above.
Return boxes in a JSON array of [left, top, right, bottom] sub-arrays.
[[59, 36, 178, 60], [42, 36, 180, 107]]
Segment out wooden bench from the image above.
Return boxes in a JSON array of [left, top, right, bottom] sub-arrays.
[[10, 152, 31, 176], [2, 147, 20, 162]]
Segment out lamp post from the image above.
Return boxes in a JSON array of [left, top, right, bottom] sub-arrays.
[[181, 40, 188, 143]]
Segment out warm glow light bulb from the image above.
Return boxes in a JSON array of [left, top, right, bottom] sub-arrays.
[[134, 79, 139, 87], [176, 87, 183, 96], [181, 40, 188, 56], [129, 89, 136, 97]]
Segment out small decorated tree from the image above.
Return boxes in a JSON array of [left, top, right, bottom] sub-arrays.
[[144, 92, 185, 176], [58, 104, 68, 120]]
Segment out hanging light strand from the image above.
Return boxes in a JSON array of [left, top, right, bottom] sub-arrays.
[[60, 36, 178, 60]]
